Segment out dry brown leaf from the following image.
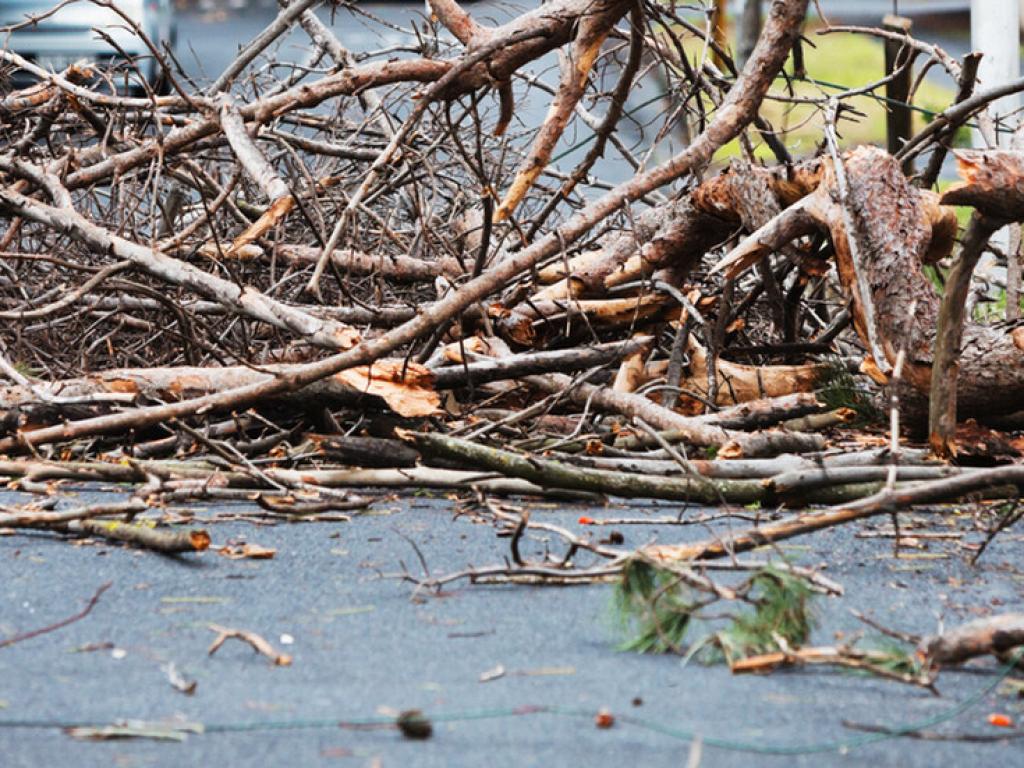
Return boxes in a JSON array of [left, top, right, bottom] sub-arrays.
[[217, 543, 277, 560]]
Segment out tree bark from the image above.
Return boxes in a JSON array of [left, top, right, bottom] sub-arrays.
[[717, 146, 1024, 427], [928, 212, 1002, 456]]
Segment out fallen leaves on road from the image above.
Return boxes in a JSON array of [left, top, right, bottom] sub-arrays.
[[65, 719, 204, 742], [217, 543, 277, 560]]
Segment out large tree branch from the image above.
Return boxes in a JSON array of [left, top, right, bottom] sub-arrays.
[[0, 0, 809, 452]]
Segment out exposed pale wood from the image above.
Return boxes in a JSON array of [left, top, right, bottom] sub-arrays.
[[525, 372, 825, 457], [716, 146, 1024, 426], [0, 361, 439, 421], [645, 339, 825, 406], [430, 338, 652, 389], [495, 0, 630, 219], [928, 212, 1002, 456], [941, 150, 1024, 220], [0, 0, 811, 455], [505, 157, 824, 341]]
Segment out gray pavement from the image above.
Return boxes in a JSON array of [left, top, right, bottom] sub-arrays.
[[1, 486, 1023, 766]]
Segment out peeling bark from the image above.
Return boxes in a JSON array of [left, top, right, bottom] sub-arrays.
[[718, 146, 1024, 426]]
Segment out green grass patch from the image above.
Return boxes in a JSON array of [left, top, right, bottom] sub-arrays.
[[670, 27, 956, 161]]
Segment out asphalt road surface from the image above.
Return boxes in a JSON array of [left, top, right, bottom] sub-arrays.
[[2, 485, 1023, 766]]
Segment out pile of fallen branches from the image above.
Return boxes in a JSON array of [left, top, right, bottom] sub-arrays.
[[1, 0, 1024, 572]]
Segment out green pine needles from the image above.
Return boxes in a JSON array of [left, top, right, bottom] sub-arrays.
[[815, 356, 879, 424], [614, 557, 701, 655], [613, 558, 937, 688], [712, 566, 816, 664], [613, 558, 817, 663]]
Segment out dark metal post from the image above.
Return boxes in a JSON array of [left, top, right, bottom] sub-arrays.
[[883, 14, 914, 172], [737, 0, 762, 67]]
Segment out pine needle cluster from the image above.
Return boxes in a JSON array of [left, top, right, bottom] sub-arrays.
[[613, 559, 818, 662], [816, 357, 879, 424]]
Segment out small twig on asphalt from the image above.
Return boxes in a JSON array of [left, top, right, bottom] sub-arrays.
[[0, 581, 111, 649], [842, 720, 1024, 742], [850, 609, 922, 645], [207, 624, 292, 666], [970, 498, 1024, 566]]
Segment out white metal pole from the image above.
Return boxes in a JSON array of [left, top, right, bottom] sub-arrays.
[[971, 0, 1021, 148], [971, 0, 1021, 289]]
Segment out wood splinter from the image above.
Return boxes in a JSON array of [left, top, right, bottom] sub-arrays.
[[208, 624, 293, 666]]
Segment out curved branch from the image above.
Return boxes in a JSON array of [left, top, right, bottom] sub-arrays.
[[0, 0, 810, 453]]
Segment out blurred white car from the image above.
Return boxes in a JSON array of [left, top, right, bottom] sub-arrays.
[[2, 0, 176, 92]]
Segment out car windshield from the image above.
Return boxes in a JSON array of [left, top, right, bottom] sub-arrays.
[[2, 0, 163, 88], [1, 0, 146, 28]]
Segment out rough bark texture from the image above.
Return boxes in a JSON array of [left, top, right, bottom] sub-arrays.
[[941, 150, 1024, 221], [719, 146, 1024, 425], [918, 614, 1024, 666], [501, 158, 824, 341]]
